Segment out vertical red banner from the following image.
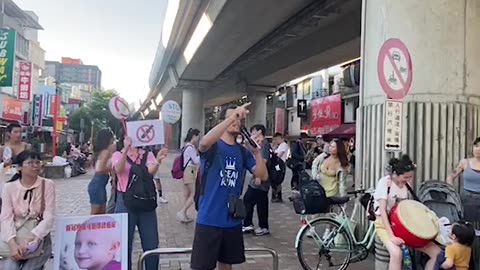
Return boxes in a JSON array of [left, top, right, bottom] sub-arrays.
[[274, 108, 285, 134], [17, 61, 32, 101]]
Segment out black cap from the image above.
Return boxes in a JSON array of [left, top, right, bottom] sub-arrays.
[[300, 132, 309, 139]]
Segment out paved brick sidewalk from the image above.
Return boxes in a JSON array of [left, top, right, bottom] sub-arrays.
[[40, 154, 375, 270]]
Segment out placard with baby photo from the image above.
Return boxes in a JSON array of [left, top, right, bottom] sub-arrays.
[[54, 214, 128, 270]]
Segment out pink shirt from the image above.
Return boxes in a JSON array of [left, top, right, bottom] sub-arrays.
[[0, 177, 56, 242], [112, 150, 156, 192]]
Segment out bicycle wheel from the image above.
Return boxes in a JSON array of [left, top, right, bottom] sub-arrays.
[[296, 217, 353, 270]]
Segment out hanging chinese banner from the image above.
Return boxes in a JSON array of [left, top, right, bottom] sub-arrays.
[[310, 94, 342, 136]]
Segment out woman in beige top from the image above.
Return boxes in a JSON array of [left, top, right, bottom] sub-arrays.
[[0, 150, 55, 269]]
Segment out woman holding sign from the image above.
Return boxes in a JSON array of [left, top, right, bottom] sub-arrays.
[[88, 129, 117, 215], [112, 137, 168, 270]]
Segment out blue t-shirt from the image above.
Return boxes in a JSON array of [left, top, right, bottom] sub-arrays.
[[196, 140, 256, 228]]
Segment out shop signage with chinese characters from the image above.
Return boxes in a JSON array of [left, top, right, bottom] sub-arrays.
[[17, 61, 32, 101], [310, 94, 342, 136], [384, 99, 403, 151], [274, 108, 285, 134], [2, 96, 23, 121], [32, 94, 43, 126]]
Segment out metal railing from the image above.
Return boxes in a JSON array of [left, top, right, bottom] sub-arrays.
[[137, 247, 279, 270]]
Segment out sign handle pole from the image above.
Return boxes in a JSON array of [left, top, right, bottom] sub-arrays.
[[165, 124, 172, 148], [121, 119, 127, 134]]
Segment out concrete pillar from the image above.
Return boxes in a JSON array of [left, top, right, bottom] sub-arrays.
[[358, 0, 480, 192], [246, 92, 267, 128], [181, 88, 204, 143]]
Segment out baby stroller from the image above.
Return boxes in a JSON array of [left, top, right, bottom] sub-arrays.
[[418, 180, 463, 225], [417, 180, 470, 269]]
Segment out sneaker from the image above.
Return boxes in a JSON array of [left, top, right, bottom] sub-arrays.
[[184, 215, 194, 223], [242, 225, 254, 233], [254, 228, 270, 236], [271, 197, 283, 203], [158, 197, 168, 204], [176, 212, 191, 223]]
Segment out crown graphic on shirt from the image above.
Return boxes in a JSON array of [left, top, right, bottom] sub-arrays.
[[225, 159, 236, 170]]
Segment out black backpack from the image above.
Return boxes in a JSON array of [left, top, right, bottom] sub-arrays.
[[123, 152, 157, 213], [299, 171, 330, 214], [194, 142, 247, 211], [267, 148, 286, 186]]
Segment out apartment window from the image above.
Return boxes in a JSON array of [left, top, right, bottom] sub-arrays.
[[302, 79, 311, 98]]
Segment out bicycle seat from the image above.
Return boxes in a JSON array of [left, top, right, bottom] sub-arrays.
[[329, 196, 350, 205]]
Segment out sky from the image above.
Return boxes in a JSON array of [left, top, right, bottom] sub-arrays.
[[15, 0, 165, 106]]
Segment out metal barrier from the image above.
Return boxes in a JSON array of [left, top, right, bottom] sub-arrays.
[[137, 247, 279, 270]]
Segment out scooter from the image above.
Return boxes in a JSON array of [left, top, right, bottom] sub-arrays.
[[68, 156, 86, 177]]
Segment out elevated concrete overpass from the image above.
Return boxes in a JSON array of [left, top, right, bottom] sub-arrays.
[[137, 0, 480, 243], [138, 0, 361, 142]]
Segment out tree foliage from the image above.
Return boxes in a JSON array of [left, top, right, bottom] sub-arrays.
[[69, 90, 124, 142]]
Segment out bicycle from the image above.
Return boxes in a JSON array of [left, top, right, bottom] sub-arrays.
[[295, 189, 377, 270]]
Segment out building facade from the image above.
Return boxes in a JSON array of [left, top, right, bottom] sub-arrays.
[[0, 0, 44, 143], [45, 58, 102, 102]]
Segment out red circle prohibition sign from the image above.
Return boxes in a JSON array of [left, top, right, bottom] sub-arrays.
[[114, 97, 130, 118], [136, 125, 155, 143], [377, 38, 413, 100]]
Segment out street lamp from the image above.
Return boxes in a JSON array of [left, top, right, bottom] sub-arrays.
[[90, 120, 94, 144]]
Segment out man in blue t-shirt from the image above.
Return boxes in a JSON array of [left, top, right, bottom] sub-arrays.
[[191, 103, 269, 270]]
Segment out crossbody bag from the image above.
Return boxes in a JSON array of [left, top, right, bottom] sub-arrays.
[[0, 179, 46, 259]]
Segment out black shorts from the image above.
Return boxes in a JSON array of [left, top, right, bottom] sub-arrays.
[[191, 224, 245, 270]]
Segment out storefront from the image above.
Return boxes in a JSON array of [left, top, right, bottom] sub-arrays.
[[0, 95, 27, 144]]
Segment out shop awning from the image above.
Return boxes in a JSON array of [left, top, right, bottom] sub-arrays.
[[325, 123, 356, 140]]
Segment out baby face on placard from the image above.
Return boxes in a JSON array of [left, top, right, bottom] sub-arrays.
[[74, 217, 121, 270]]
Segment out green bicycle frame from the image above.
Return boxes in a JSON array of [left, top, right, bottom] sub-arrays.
[[295, 197, 377, 252]]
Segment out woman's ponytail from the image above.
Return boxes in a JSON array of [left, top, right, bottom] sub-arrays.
[[184, 128, 201, 143]]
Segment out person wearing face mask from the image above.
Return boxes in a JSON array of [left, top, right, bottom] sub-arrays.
[[236, 134, 245, 145], [112, 137, 168, 270], [374, 155, 441, 270]]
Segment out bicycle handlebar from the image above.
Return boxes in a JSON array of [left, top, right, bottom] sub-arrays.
[[346, 188, 375, 197], [347, 189, 366, 195]]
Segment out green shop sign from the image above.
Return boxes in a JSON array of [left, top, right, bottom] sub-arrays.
[[0, 29, 15, 87]]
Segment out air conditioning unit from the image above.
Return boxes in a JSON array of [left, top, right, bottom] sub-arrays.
[[343, 62, 360, 88]]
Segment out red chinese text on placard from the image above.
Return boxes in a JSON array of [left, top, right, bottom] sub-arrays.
[[310, 94, 342, 136]]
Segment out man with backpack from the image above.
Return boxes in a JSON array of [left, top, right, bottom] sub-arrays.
[[289, 132, 308, 191], [112, 137, 168, 270], [242, 124, 274, 236], [191, 103, 268, 270]]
